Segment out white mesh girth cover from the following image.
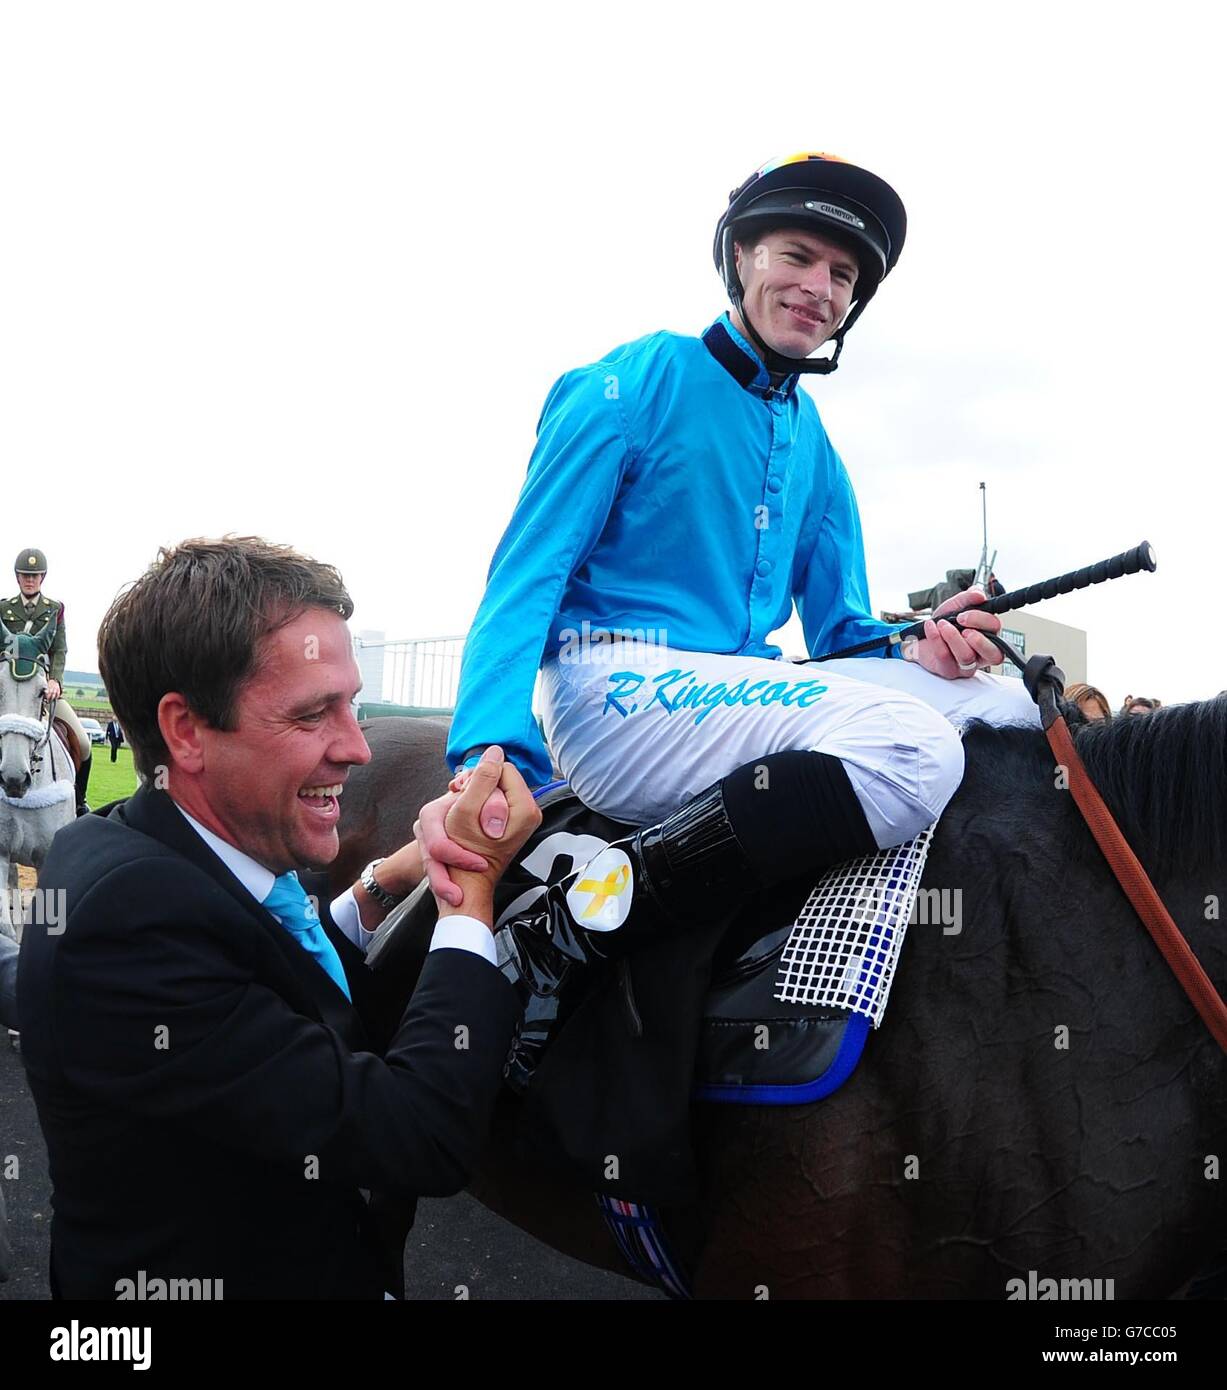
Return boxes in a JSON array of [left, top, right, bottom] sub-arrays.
[[774, 825, 937, 1027]]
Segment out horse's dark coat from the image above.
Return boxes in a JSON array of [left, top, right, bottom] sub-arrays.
[[335, 703, 1227, 1297]]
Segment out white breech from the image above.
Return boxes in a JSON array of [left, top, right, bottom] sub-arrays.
[[541, 647, 1039, 850]]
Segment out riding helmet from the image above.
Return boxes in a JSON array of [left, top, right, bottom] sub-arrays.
[[15, 548, 48, 575], [713, 152, 907, 375]]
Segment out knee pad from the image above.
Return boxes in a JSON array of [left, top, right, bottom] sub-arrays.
[[719, 750, 879, 888]]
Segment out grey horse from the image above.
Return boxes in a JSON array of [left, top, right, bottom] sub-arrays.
[[0, 619, 75, 941]]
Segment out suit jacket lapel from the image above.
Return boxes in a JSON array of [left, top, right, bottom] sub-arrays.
[[116, 786, 371, 1049]]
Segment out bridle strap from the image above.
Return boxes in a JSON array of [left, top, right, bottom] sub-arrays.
[[0, 687, 59, 766], [41, 692, 58, 749], [44, 694, 60, 778]]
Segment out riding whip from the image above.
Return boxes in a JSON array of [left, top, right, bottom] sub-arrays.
[[807, 540, 1156, 663]]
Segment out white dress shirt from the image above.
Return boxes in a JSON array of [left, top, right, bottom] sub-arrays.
[[175, 805, 497, 966]]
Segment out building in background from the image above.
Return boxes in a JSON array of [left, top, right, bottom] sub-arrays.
[[989, 611, 1087, 685]]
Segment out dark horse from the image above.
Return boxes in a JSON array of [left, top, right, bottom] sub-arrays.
[[332, 702, 1227, 1298]]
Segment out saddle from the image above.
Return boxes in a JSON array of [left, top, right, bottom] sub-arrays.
[[373, 783, 934, 1202], [52, 718, 85, 775]]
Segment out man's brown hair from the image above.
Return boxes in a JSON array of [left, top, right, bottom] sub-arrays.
[[98, 537, 354, 780]]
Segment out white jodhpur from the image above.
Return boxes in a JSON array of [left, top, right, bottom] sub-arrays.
[[541, 646, 1040, 851]]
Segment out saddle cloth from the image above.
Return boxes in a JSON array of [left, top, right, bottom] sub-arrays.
[[372, 784, 936, 1114]]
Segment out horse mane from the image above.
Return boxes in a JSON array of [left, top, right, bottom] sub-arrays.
[[962, 694, 1227, 881]]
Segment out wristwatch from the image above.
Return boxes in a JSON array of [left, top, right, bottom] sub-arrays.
[[360, 858, 404, 911]]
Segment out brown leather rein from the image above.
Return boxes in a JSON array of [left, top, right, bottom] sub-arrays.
[[997, 639, 1227, 1054]]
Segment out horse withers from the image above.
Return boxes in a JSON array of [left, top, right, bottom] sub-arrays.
[[0, 622, 76, 941], [334, 706, 1227, 1299]]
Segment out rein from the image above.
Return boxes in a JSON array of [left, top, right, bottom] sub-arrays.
[[992, 633, 1227, 1054], [40, 694, 62, 780]]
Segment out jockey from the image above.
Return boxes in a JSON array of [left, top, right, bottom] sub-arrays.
[[2, 548, 93, 814], [426, 153, 1039, 1082]]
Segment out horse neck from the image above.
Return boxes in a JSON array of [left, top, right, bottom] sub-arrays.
[[916, 723, 1227, 1083]]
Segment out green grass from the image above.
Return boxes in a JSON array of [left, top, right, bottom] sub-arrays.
[[87, 743, 140, 806]]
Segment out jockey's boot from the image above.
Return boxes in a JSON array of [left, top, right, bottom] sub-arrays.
[[498, 749, 878, 1090], [74, 750, 92, 817], [498, 779, 744, 1090]]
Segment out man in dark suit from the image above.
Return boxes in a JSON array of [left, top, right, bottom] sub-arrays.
[[18, 536, 537, 1300], [104, 716, 124, 762]]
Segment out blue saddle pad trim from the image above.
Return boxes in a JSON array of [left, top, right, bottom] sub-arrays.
[[693, 1012, 870, 1106]]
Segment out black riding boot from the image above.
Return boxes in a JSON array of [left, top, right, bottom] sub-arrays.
[[498, 750, 878, 1090], [498, 780, 748, 1091], [74, 750, 92, 817]]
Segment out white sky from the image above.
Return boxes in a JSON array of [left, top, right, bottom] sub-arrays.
[[3, 1, 1223, 709]]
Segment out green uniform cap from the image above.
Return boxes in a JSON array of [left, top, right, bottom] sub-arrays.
[[15, 548, 48, 574]]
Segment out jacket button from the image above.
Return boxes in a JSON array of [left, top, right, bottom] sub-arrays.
[[755, 559, 772, 577], [767, 476, 782, 494]]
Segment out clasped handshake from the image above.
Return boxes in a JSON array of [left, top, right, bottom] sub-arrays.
[[360, 747, 540, 931]]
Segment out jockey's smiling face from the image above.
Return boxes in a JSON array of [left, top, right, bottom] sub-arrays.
[[732, 226, 860, 360], [162, 608, 371, 874]]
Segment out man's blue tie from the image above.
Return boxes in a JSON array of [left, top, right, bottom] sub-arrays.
[[262, 872, 352, 1002]]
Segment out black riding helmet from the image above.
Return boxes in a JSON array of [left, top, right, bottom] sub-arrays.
[[713, 152, 907, 376]]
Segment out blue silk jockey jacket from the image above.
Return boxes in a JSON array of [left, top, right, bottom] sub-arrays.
[[446, 313, 903, 788]]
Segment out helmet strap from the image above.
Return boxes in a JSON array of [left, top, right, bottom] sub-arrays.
[[743, 300, 843, 377]]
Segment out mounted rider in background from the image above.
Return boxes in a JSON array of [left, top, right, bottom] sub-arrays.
[[2, 549, 93, 815]]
